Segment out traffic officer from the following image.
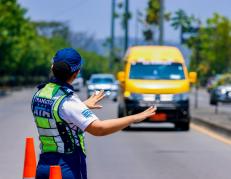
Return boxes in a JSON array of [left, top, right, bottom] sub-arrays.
[[31, 48, 156, 179]]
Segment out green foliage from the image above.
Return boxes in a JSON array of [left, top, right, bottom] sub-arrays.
[[171, 9, 196, 30], [146, 0, 161, 25], [0, 0, 54, 86], [77, 49, 110, 80], [0, 1, 73, 86], [216, 74, 231, 86], [143, 0, 170, 41], [171, 9, 200, 43], [0, 0, 28, 75], [0, 0, 117, 86], [34, 21, 70, 40], [188, 13, 231, 84]]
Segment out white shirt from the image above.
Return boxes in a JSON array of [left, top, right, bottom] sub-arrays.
[[59, 93, 98, 131]]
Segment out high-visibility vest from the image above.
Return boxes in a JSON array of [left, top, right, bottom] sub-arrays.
[[31, 82, 86, 155]]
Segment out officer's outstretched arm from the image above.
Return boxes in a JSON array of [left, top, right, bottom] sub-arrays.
[[85, 106, 156, 136]]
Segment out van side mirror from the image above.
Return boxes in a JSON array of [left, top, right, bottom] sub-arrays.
[[117, 71, 125, 83], [189, 72, 197, 83]]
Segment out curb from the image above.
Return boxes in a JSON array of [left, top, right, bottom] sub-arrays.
[[192, 116, 231, 138]]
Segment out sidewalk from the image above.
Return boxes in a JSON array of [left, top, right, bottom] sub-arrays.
[[190, 88, 231, 137]]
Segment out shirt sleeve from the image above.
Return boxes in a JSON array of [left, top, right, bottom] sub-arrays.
[[59, 94, 98, 131]]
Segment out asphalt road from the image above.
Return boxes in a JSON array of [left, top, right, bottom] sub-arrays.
[[0, 88, 231, 179]]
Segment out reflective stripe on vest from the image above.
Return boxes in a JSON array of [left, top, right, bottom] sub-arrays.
[[32, 83, 86, 155]]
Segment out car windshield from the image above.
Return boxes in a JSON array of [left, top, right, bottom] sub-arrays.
[[129, 62, 185, 80], [91, 77, 114, 84]]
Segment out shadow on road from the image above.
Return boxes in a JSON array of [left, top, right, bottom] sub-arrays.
[[122, 126, 185, 132]]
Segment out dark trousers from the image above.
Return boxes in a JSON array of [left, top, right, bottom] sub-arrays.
[[36, 148, 87, 179]]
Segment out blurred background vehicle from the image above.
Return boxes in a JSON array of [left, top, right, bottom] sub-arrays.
[[87, 74, 118, 102], [206, 74, 222, 93], [209, 74, 231, 105], [72, 73, 84, 91]]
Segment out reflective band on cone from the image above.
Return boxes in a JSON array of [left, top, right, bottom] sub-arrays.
[[49, 166, 62, 179], [23, 137, 36, 179]]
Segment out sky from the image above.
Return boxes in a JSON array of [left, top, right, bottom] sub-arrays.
[[18, 0, 231, 42]]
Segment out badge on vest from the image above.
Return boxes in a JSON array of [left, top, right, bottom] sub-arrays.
[[33, 97, 54, 118]]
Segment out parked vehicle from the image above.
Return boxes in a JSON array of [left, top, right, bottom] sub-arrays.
[[117, 46, 197, 130], [87, 74, 118, 102], [72, 73, 84, 91], [206, 74, 221, 93], [210, 85, 231, 105], [209, 74, 231, 105]]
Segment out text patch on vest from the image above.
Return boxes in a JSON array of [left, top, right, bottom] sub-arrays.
[[33, 97, 54, 118]]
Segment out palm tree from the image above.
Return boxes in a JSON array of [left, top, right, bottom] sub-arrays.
[[171, 9, 196, 43]]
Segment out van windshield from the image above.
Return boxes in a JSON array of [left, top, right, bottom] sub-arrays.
[[91, 78, 114, 84], [129, 62, 185, 80]]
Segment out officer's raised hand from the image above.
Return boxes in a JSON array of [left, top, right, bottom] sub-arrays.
[[132, 106, 157, 123], [84, 90, 105, 109], [86, 105, 157, 136]]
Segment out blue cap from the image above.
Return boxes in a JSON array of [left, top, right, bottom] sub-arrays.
[[53, 48, 82, 73]]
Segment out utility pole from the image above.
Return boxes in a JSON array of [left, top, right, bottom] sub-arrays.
[[159, 0, 164, 45], [194, 37, 201, 109], [110, 0, 116, 68], [124, 0, 129, 53], [135, 9, 139, 45]]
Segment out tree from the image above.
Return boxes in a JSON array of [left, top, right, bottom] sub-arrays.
[[0, 0, 28, 75], [34, 21, 70, 40], [143, 0, 170, 43], [171, 9, 199, 43], [188, 13, 231, 84], [0, 0, 116, 86], [0, 1, 67, 85]]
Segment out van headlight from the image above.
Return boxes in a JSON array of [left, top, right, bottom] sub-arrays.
[[173, 93, 189, 102], [124, 92, 143, 100]]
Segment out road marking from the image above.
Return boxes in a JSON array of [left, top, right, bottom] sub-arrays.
[[191, 123, 231, 146]]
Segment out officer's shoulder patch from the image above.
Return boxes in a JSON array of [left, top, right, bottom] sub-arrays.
[[81, 109, 93, 118]]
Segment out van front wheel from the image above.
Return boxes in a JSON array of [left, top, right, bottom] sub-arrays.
[[175, 121, 190, 131], [118, 103, 126, 118]]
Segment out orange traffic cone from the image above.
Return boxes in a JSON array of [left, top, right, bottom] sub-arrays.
[[23, 137, 37, 179], [49, 166, 62, 179]]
